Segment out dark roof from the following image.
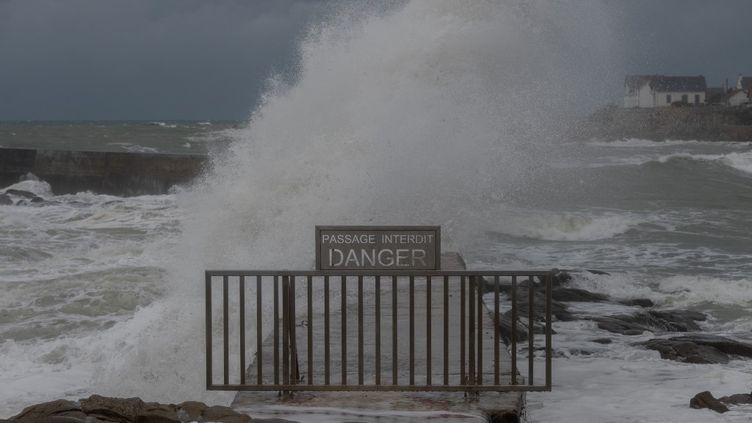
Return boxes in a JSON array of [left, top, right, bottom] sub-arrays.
[[625, 75, 706, 92], [740, 77, 752, 91]]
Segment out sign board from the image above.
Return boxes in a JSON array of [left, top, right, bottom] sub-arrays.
[[316, 226, 441, 270]]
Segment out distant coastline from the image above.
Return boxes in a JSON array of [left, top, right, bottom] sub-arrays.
[[576, 106, 752, 142]]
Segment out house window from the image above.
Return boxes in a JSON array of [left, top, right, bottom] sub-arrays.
[[666, 94, 672, 104], [682, 94, 688, 103], [695, 94, 700, 104]]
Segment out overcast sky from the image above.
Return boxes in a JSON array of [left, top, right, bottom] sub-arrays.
[[0, 0, 751, 121]]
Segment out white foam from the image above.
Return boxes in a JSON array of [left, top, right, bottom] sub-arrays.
[[655, 275, 752, 307], [489, 212, 639, 241], [3, 179, 53, 197]]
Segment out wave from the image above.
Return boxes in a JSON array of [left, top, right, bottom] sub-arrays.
[[591, 150, 752, 175], [490, 212, 639, 241], [590, 138, 752, 148]]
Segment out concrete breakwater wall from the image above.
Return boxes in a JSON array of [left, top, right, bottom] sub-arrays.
[[577, 106, 752, 141], [0, 147, 207, 196]]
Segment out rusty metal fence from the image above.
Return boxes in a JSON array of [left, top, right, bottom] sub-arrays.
[[205, 270, 553, 393]]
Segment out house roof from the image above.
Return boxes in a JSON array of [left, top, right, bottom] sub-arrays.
[[625, 75, 706, 92]]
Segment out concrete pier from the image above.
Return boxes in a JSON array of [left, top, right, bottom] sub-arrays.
[[0, 147, 206, 196], [231, 253, 525, 423]]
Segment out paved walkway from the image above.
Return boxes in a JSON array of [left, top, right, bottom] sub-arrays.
[[232, 253, 524, 422]]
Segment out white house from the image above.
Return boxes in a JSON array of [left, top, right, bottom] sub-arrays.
[[722, 89, 749, 107], [624, 75, 706, 108]]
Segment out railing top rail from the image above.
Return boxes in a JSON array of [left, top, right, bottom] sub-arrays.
[[205, 269, 554, 277]]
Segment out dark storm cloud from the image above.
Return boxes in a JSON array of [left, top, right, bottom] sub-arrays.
[[0, 0, 329, 120], [610, 0, 752, 91], [1, 0, 751, 120]]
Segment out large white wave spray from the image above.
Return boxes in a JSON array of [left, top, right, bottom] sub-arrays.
[[92, 0, 618, 405]]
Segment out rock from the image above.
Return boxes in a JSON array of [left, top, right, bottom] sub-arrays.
[[80, 395, 145, 422], [7, 396, 258, 423], [718, 393, 752, 405], [0, 193, 12, 205], [690, 391, 728, 413], [591, 338, 612, 344], [535, 270, 572, 287], [642, 338, 729, 364], [668, 334, 752, 358], [4, 189, 42, 201], [594, 310, 706, 335], [585, 269, 610, 276], [508, 286, 576, 322], [640, 334, 752, 364], [11, 400, 80, 423], [204, 406, 251, 423], [551, 287, 608, 302], [618, 298, 654, 308]]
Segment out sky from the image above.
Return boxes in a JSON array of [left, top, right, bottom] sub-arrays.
[[0, 0, 751, 121]]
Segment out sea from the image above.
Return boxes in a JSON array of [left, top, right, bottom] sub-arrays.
[[1, 1, 751, 422]]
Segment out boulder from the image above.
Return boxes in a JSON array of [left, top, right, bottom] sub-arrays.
[[690, 391, 728, 413], [7, 395, 261, 423], [11, 400, 80, 423], [642, 338, 730, 364], [80, 395, 145, 422], [641, 335, 752, 364], [551, 287, 608, 302], [668, 334, 752, 358], [0, 193, 12, 205], [618, 298, 654, 308], [594, 310, 706, 335], [591, 338, 612, 344], [718, 393, 752, 405]]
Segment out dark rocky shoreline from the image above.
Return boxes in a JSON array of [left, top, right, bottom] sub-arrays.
[[484, 270, 752, 415], [1, 395, 292, 423], [8, 270, 751, 420], [574, 106, 752, 142]]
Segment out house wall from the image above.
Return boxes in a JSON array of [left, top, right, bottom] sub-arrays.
[[638, 84, 654, 107], [727, 91, 749, 106], [654, 91, 705, 107], [624, 82, 654, 108]]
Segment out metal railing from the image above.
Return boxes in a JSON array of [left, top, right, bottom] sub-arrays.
[[205, 270, 553, 393]]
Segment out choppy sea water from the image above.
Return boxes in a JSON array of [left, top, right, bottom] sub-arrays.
[[2, 1, 752, 421], [2, 136, 751, 421]]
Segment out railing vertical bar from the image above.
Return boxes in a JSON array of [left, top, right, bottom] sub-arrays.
[[273, 276, 279, 385], [239, 276, 246, 385], [443, 275, 449, 386], [409, 275, 415, 386], [341, 275, 347, 386], [546, 273, 553, 390], [460, 276, 465, 384], [282, 276, 289, 387], [494, 275, 500, 385], [358, 275, 364, 385], [468, 275, 475, 385], [307, 276, 313, 385], [223, 276, 229, 386], [324, 276, 330, 385], [290, 276, 299, 384], [205, 273, 212, 388], [375, 275, 381, 386], [477, 276, 483, 386], [528, 276, 535, 386], [392, 276, 398, 385], [426, 275, 432, 386], [256, 276, 262, 385], [511, 275, 518, 385]]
